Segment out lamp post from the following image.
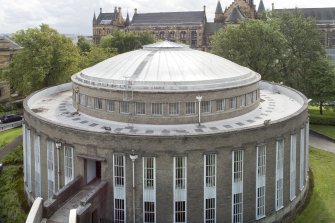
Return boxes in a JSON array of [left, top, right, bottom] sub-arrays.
[[196, 95, 203, 126], [129, 150, 138, 223]]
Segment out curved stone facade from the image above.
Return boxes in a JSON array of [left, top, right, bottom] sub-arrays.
[[23, 42, 309, 223]]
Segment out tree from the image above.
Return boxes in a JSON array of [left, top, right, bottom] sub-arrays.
[[100, 30, 155, 54], [5, 24, 80, 95], [79, 45, 114, 69], [211, 19, 286, 81], [77, 36, 91, 53]]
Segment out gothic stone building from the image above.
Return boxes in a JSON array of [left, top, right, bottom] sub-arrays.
[[92, 0, 266, 49], [0, 36, 22, 102]]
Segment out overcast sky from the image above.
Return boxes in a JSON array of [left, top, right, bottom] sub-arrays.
[[0, 0, 334, 35]]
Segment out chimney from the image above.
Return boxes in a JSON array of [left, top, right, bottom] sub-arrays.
[[134, 8, 138, 15], [203, 5, 206, 12], [100, 8, 102, 13], [272, 3, 275, 10]]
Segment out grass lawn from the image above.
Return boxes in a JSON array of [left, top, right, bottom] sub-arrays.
[[0, 127, 22, 148], [309, 106, 335, 118], [294, 147, 335, 223], [310, 124, 335, 140]]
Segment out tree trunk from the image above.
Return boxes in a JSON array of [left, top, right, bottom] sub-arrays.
[[319, 101, 323, 115]]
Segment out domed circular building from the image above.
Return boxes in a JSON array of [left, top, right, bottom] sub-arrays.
[[23, 41, 309, 223]]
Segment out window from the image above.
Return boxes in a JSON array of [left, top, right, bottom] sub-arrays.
[[114, 155, 125, 187], [47, 140, 55, 198], [107, 100, 115, 112], [174, 156, 187, 223], [175, 201, 186, 223], [204, 154, 216, 223], [276, 140, 284, 210], [144, 202, 155, 223], [240, 95, 246, 107], [230, 97, 237, 110], [87, 96, 94, 108], [169, 31, 175, 40], [186, 102, 196, 115], [205, 198, 215, 223], [79, 94, 87, 106], [205, 154, 216, 187], [253, 91, 257, 102], [216, 99, 225, 112], [152, 103, 163, 115], [180, 31, 186, 40], [201, 101, 211, 113], [115, 199, 125, 223], [64, 146, 74, 185], [159, 31, 165, 39], [143, 157, 155, 189], [305, 123, 309, 180], [94, 97, 102, 110], [113, 155, 126, 223], [290, 135, 297, 200], [256, 145, 266, 219], [143, 157, 156, 223], [120, 101, 129, 114], [191, 31, 197, 47], [233, 193, 243, 223], [232, 150, 243, 223], [300, 128, 305, 190], [34, 134, 41, 197], [26, 129, 32, 191], [169, 103, 180, 115], [135, 102, 146, 115]]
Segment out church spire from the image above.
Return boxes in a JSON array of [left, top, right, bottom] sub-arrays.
[[93, 11, 97, 25], [258, 0, 265, 14], [215, 1, 223, 14], [214, 1, 224, 23], [125, 12, 130, 27]]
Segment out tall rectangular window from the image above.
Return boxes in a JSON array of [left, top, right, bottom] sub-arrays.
[[290, 135, 297, 200], [186, 102, 196, 114], [230, 97, 237, 110], [201, 101, 211, 113], [114, 155, 125, 187], [115, 199, 125, 223], [87, 96, 94, 108], [107, 100, 115, 112], [135, 102, 146, 115], [94, 97, 102, 110], [169, 103, 180, 115], [276, 140, 284, 210], [152, 103, 163, 115], [174, 156, 187, 223], [120, 101, 129, 114], [64, 146, 74, 185], [34, 134, 41, 197], [113, 154, 126, 223], [79, 94, 87, 106], [204, 154, 216, 223], [305, 123, 309, 180], [47, 140, 55, 198], [216, 99, 225, 112], [300, 128, 305, 190], [143, 157, 156, 223], [256, 145, 266, 219], [23, 124, 27, 184], [240, 95, 246, 107], [232, 150, 243, 223], [27, 129, 32, 192]]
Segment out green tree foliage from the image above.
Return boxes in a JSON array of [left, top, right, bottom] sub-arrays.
[[77, 36, 91, 53], [5, 24, 80, 95], [79, 45, 114, 69], [100, 30, 155, 54], [211, 19, 286, 81], [211, 11, 335, 114]]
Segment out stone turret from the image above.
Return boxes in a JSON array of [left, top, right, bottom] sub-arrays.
[[214, 1, 225, 23], [258, 0, 265, 14]]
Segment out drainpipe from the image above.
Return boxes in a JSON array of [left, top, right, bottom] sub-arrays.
[[55, 141, 62, 191], [196, 95, 203, 126], [129, 150, 138, 223]]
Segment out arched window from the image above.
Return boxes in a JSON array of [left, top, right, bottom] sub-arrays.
[[169, 31, 175, 41], [191, 31, 197, 47], [159, 31, 165, 39]]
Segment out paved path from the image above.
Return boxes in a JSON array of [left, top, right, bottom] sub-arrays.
[[309, 132, 335, 153], [0, 135, 22, 161]]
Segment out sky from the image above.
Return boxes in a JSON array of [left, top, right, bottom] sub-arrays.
[[0, 0, 334, 35]]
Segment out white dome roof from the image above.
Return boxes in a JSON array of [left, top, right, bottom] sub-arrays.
[[72, 41, 261, 92]]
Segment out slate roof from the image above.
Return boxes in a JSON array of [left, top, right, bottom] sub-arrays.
[[0, 36, 22, 51], [130, 11, 205, 27], [226, 6, 245, 23], [276, 8, 335, 23], [215, 1, 223, 14], [205, 22, 224, 35], [258, 0, 265, 13], [96, 13, 116, 25]]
